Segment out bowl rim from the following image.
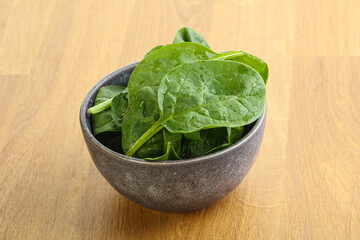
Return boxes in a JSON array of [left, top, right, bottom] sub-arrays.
[[80, 62, 266, 166]]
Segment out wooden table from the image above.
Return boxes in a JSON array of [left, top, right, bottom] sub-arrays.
[[1, 0, 359, 239]]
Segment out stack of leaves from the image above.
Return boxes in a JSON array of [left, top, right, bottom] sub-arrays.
[[87, 27, 268, 161]]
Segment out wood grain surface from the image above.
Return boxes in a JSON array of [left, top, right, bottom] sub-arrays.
[[0, 0, 359, 239]]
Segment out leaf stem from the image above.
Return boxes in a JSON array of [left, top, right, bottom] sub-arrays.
[[212, 51, 244, 60], [125, 121, 165, 157], [87, 98, 112, 114]]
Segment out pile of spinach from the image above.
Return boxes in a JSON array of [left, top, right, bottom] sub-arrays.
[[88, 27, 268, 160]]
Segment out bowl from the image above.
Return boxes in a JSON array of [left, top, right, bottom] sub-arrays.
[[80, 62, 266, 213]]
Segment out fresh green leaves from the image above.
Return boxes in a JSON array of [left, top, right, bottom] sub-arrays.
[[125, 60, 266, 156], [88, 27, 268, 160], [129, 43, 268, 104]]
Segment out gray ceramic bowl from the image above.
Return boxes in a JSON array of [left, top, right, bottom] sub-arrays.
[[80, 62, 266, 213]]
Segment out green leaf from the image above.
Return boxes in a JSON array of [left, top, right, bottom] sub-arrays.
[[88, 85, 126, 114], [172, 27, 210, 48], [183, 131, 202, 141], [225, 52, 269, 84], [179, 137, 192, 159], [91, 86, 126, 135], [125, 60, 266, 156], [144, 142, 181, 161], [111, 89, 128, 128], [163, 130, 182, 155], [159, 60, 266, 132], [227, 126, 245, 144], [190, 128, 228, 158], [189, 127, 245, 158], [144, 45, 165, 58], [121, 86, 164, 158]]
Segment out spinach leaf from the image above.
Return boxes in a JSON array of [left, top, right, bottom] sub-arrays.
[[172, 27, 210, 48], [91, 86, 125, 135], [159, 60, 266, 132], [144, 45, 165, 58], [163, 130, 182, 155], [121, 86, 164, 158], [88, 86, 126, 114], [189, 126, 246, 158], [225, 52, 269, 84], [121, 86, 183, 158], [227, 126, 245, 144], [190, 128, 228, 158], [127, 42, 246, 99], [111, 89, 128, 128], [144, 142, 181, 161], [92, 110, 120, 136], [183, 131, 202, 141], [125, 60, 266, 156], [190, 126, 245, 157], [180, 137, 192, 159], [193, 126, 245, 157]]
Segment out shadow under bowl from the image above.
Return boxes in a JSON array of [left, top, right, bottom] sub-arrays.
[[80, 62, 266, 213]]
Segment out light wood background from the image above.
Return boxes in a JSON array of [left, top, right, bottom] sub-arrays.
[[0, 0, 359, 239]]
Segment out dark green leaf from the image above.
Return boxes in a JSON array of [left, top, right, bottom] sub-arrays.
[[94, 85, 126, 104], [172, 27, 210, 48], [190, 128, 228, 158], [121, 86, 164, 158], [121, 86, 182, 158], [91, 86, 126, 135], [180, 137, 192, 159], [111, 89, 128, 128], [183, 131, 202, 141], [227, 126, 245, 144], [144, 142, 181, 161], [163, 130, 182, 155]]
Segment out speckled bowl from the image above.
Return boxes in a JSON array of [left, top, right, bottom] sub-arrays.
[[80, 62, 266, 213]]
